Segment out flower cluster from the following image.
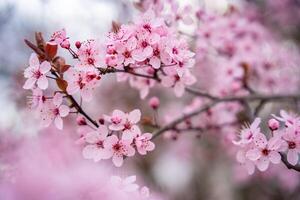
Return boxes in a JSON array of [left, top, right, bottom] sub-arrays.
[[23, 53, 70, 130], [196, 9, 300, 96], [105, 9, 196, 98], [234, 110, 300, 174], [80, 109, 155, 167]]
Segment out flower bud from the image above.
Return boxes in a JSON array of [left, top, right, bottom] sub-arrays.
[[268, 119, 279, 131], [76, 116, 87, 126], [98, 118, 105, 125], [149, 96, 160, 110], [60, 40, 70, 49], [75, 41, 81, 49]]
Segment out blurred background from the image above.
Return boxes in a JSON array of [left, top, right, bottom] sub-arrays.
[[1, 0, 300, 200]]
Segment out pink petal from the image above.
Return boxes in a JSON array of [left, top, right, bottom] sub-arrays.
[[126, 145, 135, 157], [82, 145, 98, 159], [104, 135, 119, 148], [59, 105, 69, 117], [54, 116, 63, 130], [246, 149, 261, 161], [39, 61, 51, 73], [287, 150, 299, 165], [149, 56, 161, 69], [161, 76, 174, 87], [85, 131, 100, 144], [132, 49, 147, 62], [112, 154, 124, 167], [253, 133, 267, 149], [97, 125, 109, 138], [53, 93, 63, 106], [23, 77, 36, 89], [66, 83, 80, 95], [245, 160, 255, 175], [81, 89, 93, 101], [174, 82, 185, 97], [143, 46, 153, 57], [269, 151, 281, 164], [37, 76, 48, 90], [256, 157, 269, 171], [146, 142, 155, 151], [29, 53, 40, 68], [236, 150, 246, 163], [128, 109, 141, 124]]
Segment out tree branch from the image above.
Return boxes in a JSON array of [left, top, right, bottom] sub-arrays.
[[280, 153, 300, 172]]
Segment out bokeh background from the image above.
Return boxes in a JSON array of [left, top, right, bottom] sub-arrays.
[[1, 0, 300, 199]]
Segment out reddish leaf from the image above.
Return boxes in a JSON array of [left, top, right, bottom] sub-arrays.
[[45, 43, 58, 60], [56, 78, 68, 92]]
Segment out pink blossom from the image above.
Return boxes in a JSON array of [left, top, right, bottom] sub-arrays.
[[104, 109, 127, 131], [272, 110, 300, 127], [246, 133, 282, 171], [233, 118, 262, 145], [161, 70, 196, 97], [134, 133, 155, 155], [27, 88, 46, 110], [282, 125, 300, 165], [40, 93, 70, 130], [76, 40, 105, 72], [104, 135, 135, 167], [49, 28, 70, 49], [65, 68, 101, 101], [82, 125, 112, 162], [122, 109, 142, 141], [23, 53, 51, 90], [268, 118, 280, 131]]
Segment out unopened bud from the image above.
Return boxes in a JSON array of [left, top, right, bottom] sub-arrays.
[[76, 116, 87, 126], [98, 118, 105, 125], [61, 40, 70, 49], [75, 41, 81, 49], [149, 96, 160, 110], [268, 119, 279, 131]]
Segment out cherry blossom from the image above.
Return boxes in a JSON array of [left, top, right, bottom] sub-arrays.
[[64, 68, 101, 101], [82, 125, 112, 162], [281, 125, 300, 165], [104, 135, 135, 167], [23, 53, 51, 90], [104, 109, 127, 131], [233, 118, 262, 145], [161, 70, 196, 97], [134, 133, 155, 155], [27, 88, 46, 110], [76, 39, 105, 72], [49, 28, 70, 49], [40, 93, 70, 130], [246, 133, 282, 171], [122, 109, 142, 141]]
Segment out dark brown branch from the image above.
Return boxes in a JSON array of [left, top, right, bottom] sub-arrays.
[[97, 67, 159, 80], [280, 153, 300, 172]]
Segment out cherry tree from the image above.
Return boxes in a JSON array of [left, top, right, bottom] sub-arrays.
[[18, 0, 300, 198]]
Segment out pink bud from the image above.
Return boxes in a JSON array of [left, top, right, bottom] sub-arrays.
[[98, 118, 105, 125], [75, 41, 81, 49], [149, 96, 160, 110], [76, 116, 87, 126], [268, 119, 279, 131], [61, 40, 70, 49]]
